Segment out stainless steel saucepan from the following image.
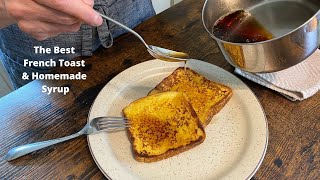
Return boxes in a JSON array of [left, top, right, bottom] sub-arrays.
[[202, 0, 320, 72]]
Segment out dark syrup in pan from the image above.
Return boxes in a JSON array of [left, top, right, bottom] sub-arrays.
[[213, 10, 273, 43]]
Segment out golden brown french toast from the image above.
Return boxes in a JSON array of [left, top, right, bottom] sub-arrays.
[[149, 67, 232, 127], [123, 91, 205, 163]]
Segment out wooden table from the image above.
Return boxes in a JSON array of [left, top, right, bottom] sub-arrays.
[[0, 0, 319, 179]]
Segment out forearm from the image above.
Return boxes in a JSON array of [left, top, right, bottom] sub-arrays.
[[0, 1, 15, 29]]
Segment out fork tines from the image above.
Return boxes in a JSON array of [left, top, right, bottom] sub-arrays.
[[96, 117, 130, 131]]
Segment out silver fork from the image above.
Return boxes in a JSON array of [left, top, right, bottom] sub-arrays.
[[5, 117, 129, 161], [98, 12, 190, 62]]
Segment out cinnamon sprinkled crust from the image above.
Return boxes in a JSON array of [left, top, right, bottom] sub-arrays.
[[148, 67, 233, 126], [123, 92, 205, 163]]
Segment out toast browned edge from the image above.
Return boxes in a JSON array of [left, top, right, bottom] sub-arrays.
[[133, 137, 205, 163], [202, 90, 233, 127], [148, 67, 233, 127], [123, 93, 206, 163]]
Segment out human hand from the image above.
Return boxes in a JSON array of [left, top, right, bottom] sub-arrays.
[[2, 0, 103, 40]]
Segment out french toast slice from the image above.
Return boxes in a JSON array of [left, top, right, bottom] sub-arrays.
[[123, 91, 205, 163], [149, 67, 233, 127]]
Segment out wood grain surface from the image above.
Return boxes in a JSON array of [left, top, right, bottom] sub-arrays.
[[0, 0, 319, 179]]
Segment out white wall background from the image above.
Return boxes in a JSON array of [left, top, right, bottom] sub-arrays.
[[152, 0, 183, 14], [0, 0, 184, 98]]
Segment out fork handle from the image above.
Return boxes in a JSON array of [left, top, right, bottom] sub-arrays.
[[5, 132, 84, 161], [97, 12, 150, 49]]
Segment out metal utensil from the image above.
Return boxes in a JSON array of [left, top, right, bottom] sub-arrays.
[[202, 0, 320, 72], [5, 117, 129, 161], [98, 12, 190, 62]]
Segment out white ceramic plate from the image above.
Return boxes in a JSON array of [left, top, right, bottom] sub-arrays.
[[88, 59, 268, 180]]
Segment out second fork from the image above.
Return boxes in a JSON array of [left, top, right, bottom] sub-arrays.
[[5, 117, 129, 161]]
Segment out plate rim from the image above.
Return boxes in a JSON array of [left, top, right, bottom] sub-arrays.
[[86, 59, 269, 180]]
